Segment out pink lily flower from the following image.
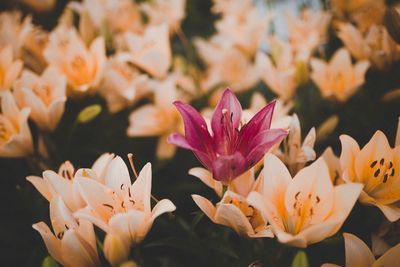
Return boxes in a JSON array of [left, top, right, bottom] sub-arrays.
[[168, 88, 288, 184]]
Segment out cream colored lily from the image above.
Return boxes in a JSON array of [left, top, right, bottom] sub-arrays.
[[14, 67, 67, 131], [248, 154, 363, 248], [69, 0, 143, 40], [322, 232, 400, 267], [256, 38, 299, 100], [22, 27, 49, 74], [0, 46, 23, 91], [322, 147, 343, 185], [310, 48, 370, 102], [275, 114, 316, 175], [338, 23, 399, 70], [100, 57, 150, 113], [44, 25, 106, 94], [0, 11, 32, 57], [191, 167, 273, 238], [196, 41, 259, 93], [211, 0, 253, 17], [339, 129, 400, 222], [117, 24, 171, 79], [287, 8, 331, 60], [141, 0, 186, 34], [27, 153, 116, 211], [33, 196, 99, 267], [75, 158, 176, 263], [214, 7, 269, 57], [127, 73, 186, 159], [0, 91, 33, 157]]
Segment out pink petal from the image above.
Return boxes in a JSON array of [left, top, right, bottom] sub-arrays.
[[211, 88, 242, 154], [211, 151, 246, 183], [170, 101, 215, 156], [245, 128, 288, 167], [237, 100, 277, 151]]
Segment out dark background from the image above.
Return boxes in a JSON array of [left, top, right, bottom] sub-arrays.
[[0, 0, 399, 266]]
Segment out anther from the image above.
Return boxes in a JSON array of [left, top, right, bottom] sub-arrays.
[[316, 196, 320, 203], [103, 203, 114, 210], [391, 169, 395, 176], [380, 158, 385, 165], [295, 192, 300, 200], [374, 169, 380, 177], [370, 160, 377, 168], [383, 174, 388, 183]]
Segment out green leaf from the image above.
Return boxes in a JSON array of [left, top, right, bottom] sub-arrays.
[[77, 104, 102, 124], [41, 256, 59, 267], [291, 250, 309, 267]]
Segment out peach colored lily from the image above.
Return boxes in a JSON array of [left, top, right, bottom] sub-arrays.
[[338, 23, 399, 70], [275, 114, 316, 175], [287, 8, 331, 60], [0, 91, 33, 157], [100, 57, 150, 113], [127, 73, 186, 159], [322, 147, 343, 185], [195, 40, 259, 92], [14, 67, 67, 131], [256, 38, 299, 100], [0, 11, 32, 57], [214, 7, 269, 57], [27, 153, 116, 211], [75, 158, 176, 263], [211, 0, 253, 17], [310, 48, 370, 102], [22, 27, 49, 74], [0, 46, 23, 91], [44, 25, 106, 94], [141, 0, 186, 34], [117, 24, 171, 79], [322, 232, 400, 267], [191, 167, 273, 238], [248, 154, 363, 248], [69, 0, 143, 39], [33, 196, 99, 267], [339, 129, 400, 222]]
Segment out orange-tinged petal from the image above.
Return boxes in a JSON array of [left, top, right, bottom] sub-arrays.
[[373, 243, 400, 267], [343, 233, 375, 267], [339, 134, 360, 182], [32, 222, 64, 265], [191, 194, 217, 223], [189, 167, 223, 197]]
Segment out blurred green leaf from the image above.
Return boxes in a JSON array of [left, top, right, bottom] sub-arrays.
[[77, 104, 102, 124], [291, 251, 309, 267], [41, 256, 59, 267], [316, 115, 339, 143], [207, 238, 239, 259]]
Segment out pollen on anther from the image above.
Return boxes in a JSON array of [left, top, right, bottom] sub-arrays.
[[370, 160, 377, 168]]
